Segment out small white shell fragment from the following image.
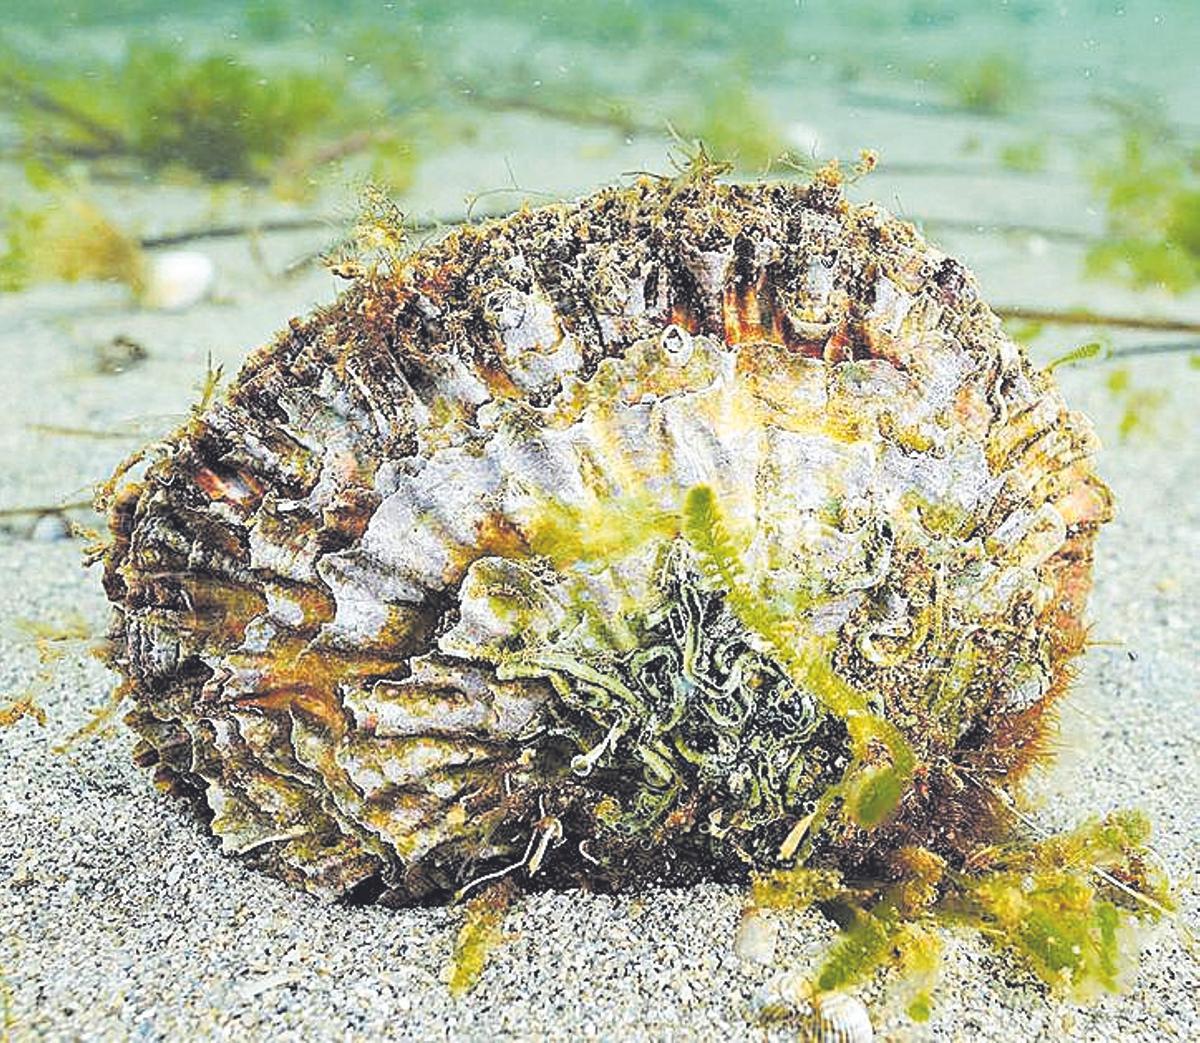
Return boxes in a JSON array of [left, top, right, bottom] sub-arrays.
[[750, 968, 807, 1017], [812, 991, 874, 1043], [733, 908, 778, 965], [786, 120, 823, 156], [141, 250, 215, 311], [30, 512, 71, 542], [660, 323, 694, 365]]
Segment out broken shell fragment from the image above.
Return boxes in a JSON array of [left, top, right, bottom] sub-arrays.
[[812, 991, 874, 1043], [99, 170, 1110, 904], [734, 908, 778, 965]]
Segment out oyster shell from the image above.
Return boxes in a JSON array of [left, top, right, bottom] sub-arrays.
[[100, 170, 1110, 903]]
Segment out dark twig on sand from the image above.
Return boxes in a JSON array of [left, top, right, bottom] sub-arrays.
[[140, 217, 338, 250], [0, 73, 128, 154], [996, 306, 1200, 336], [0, 499, 95, 518], [26, 424, 144, 441], [1107, 339, 1200, 360]]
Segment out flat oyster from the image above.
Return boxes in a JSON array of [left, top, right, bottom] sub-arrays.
[[100, 169, 1111, 904]]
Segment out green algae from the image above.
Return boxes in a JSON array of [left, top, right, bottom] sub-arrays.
[[949, 53, 1031, 115], [0, 191, 145, 295], [1045, 341, 1107, 372], [999, 137, 1047, 173], [680, 484, 915, 829], [525, 493, 680, 570], [682, 81, 787, 173], [0, 42, 422, 193], [1086, 127, 1200, 294], [447, 882, 515, 997], [948, 811, 1172, 1000], [2, 45, 342, 181], [123, 50, 337, 181], [1104, 366, 1169, 442], [749, 866, 846, 913], [753, 812, 1170, 1023]]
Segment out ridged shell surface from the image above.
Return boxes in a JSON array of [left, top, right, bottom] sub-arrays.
[[812, 991, 874, 1043], [101, 173, 1110, 902]]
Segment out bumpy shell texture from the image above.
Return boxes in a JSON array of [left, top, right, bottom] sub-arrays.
[[101, 172, 1111, 904]]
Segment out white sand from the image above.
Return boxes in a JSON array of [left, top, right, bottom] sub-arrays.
[[2, 6, 1199, 1039]]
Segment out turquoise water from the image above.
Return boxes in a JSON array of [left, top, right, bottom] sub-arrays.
[[2, 0, 1198, 521], [3, 3, 1197, 195], [2, 5, 1195, 557], [3, 1, 1199, 321]]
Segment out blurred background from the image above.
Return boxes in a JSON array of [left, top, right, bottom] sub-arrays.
[[1, 1, 1199, 520], [2, 2, 1200, 489]]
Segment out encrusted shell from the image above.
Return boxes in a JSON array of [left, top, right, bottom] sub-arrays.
[[100, 173, 1110, 902]]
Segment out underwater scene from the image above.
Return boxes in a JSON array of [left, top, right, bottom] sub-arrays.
[[0, 2, 1197, 1041]]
